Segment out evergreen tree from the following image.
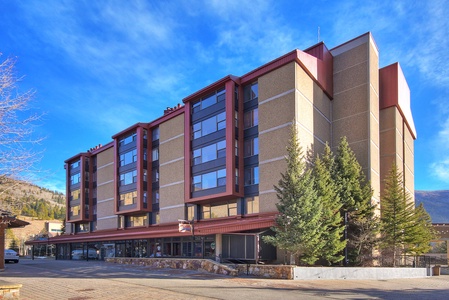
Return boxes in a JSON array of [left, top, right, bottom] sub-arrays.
[[380, 164, 415, 266], [380, 164, 438, 264], [263, 123, 324, 265], [312, 144, 345, 265], [334, 136, 377, 265], [405, 203, 437, 256]]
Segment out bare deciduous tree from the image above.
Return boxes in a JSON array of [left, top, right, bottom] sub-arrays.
[[0, 54, 43, 182]]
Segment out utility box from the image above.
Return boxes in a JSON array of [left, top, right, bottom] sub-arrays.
[[432, 265, 441, 276]]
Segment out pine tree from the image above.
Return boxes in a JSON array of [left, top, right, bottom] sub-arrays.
[[380, 164, 437, 266], [263, 123, 324, 265], [405, 203, 437, 256], [379, 164, 415, 266], [312, 144, 345, 265], [334, 136, 376, 265]]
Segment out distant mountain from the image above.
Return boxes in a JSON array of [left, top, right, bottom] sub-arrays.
[[0, 177, 65, 220], [415, 190, 449, 223]]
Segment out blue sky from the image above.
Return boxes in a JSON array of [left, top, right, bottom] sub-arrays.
[[0, 0, 448, 193]]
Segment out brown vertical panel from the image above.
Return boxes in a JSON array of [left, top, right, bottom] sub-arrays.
[[79, 155, 86, 221], [65, 163, 70, 222], [136, 126, 143, 211], [225, 80, 235, 193], [237, 84, 245, 192], [184, 100, 192, 203], [113, 139, 119, 215]]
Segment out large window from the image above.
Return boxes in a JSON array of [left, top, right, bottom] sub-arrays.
[[119, 170, 137, 186], [119, 132, 137, 147], [119, 149, 137, 166], [152, 148, 159, 161], [70, 160, 80, 169], [244, 166, 259, 186], [119, 191, 137, 206], [70, 173, 80, 185], [192, 169, 226, 191], [152, 168, 159, 182], [246, 196, 259, 214], [70, 205, 80, 217], [192, 112, 226, 139], [244, 108, 258, 129], [152, 127, 159, 141], [126, 214, 148, 227], [244, 136, 259, 157], [202, 201, 238, 219], [244, 82, 258, 102], [192, 140, 226, 165], [70, 189, 80, 201], [152, 190, 159, 204], [192, 88, 226, 113]]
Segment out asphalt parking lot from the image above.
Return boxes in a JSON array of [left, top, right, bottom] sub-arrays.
[[1, 258, 449, 299]]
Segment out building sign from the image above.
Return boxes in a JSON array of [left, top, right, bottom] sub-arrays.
[[178, 219, 192, 233]]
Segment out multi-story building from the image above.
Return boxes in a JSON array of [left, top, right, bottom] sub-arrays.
[[42, 32, 416, 262]]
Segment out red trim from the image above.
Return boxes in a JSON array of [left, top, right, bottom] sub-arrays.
[[379, 63, 416, 140], [240, 49, 333, 99], [183, 75, 240, 104], [149, 106, 185, 127], [112, 122, 148, 139], [28, 213, 276, 245]]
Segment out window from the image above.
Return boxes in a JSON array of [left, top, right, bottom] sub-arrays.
[[119, 132, 137, 147], [70, 189, 80, 201], [119, 170, 137, 186], [70, 173, 80, 185], [244, 136, 259, 157], [244, 82, 258, 102], [244, 166, 259, 186], [152, 190, 159, 204], [192, 112, 226, 139], [192, 169, 226, 191], [70, 205, 80, 217], [192, 88, 226, 113], [201, 200, 238, 219], [152, 148, 159, 161], [186, 205, 195, 220], [70, 160, 80, 170], [119, 191, 137, 206], [244, 108, 258, 129], [192, 140, 226, 165], [152, 168, 159, 182], [246, 196, 259, 214], [126, 214, 148, 227], [119, 149, 137, 166], [152, 127, 159, 141]]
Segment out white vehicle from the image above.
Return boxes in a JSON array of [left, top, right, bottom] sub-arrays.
[[4, 249, 19, 263]]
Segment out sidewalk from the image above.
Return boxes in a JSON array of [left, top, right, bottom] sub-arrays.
[[1, 258, 449, 300]]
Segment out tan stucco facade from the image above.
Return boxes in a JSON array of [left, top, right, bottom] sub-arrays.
[[159, 113, 185, 223], [95, 147, 118, 230], [331, 33, 381, 207]]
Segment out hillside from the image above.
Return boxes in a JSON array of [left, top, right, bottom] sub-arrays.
[[415, 190, 449, 223], [0, 177, 65, 219]]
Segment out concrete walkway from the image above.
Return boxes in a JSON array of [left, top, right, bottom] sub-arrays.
[[1, 258, 449, 299]]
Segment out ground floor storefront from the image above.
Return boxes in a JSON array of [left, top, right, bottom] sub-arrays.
[[30, 231, 277, 263]]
